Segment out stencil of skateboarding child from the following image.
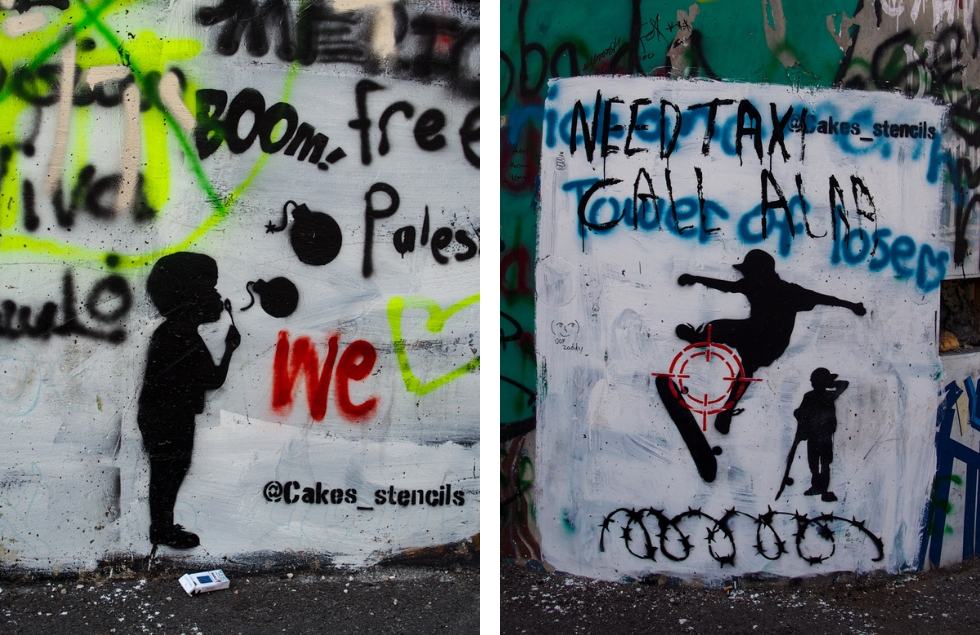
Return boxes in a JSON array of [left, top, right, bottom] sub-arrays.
[[137, 252, 240, 549], [656, 249, 865, 482], [777, 368, 848, 503]]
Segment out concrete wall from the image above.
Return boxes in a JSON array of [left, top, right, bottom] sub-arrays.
[[0, 0, 480, 571], [502, 0, 980, 579]]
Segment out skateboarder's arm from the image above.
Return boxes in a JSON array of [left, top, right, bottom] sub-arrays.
[[677, 274, 741, 293], [799, 287, 866, 316]]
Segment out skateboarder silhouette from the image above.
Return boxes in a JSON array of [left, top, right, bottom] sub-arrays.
[[137, 252, 240, 549], [656, 249, 865, 482]]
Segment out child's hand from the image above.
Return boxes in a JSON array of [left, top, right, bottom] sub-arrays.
[[226, 324, 241, 350]]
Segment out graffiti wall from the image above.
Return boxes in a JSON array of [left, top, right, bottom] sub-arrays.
[[499, 0, 865, 564], [923, 353, 980, 570], [0, 0, 480, 570], [534, 77, 947, 579], [503, 0, 980, 577]]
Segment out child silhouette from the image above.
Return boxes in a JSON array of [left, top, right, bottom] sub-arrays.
[[794, 367, 848, 502], [137, 252, 240, 549]]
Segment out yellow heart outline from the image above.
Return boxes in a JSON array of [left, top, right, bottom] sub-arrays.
[[387, 294, 480, 396]]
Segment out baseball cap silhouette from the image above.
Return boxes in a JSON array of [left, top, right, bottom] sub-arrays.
[[810, 367, 839, 387], [733, 249, 776, 275]]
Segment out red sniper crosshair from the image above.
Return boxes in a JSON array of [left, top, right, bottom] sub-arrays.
[[652, 325, 762, 431]]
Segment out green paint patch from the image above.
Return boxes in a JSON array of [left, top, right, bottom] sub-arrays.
[[518, 455, 535, 490], [562, 509, 575, 533]]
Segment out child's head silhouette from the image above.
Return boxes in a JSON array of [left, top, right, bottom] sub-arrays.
[[147, 252, 222, 323], [810, 367, 838, 389]]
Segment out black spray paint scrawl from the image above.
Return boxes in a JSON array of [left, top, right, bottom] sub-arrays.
[[655, 249, 865, 482], [137, 252, 241, 549], [776, 368, 849, 503]]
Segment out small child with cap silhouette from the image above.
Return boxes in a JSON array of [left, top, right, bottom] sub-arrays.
[[792, 367, 848, 503], [137, 252, 240, 549]]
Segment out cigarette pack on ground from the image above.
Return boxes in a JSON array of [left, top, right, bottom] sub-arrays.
[[178, 569, 230, 596]]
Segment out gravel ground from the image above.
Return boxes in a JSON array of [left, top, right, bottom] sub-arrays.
[[0, 564, 478, 634], [501, 559, 980, 634]]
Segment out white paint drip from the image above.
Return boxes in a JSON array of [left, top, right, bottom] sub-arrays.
[[905, 0, 974, 38], [158, 70, 195, 134], [371, 4, 397, 62], [42, 38, 75, 200], [116, 83, 142, 215], [82, 65, 130, 89]]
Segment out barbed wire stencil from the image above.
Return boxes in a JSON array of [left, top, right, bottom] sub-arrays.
[[598, 506, 884, 568]]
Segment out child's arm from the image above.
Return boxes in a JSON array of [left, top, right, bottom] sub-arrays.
[[195, 325, 241, 389], [216, 325, 241, 385]]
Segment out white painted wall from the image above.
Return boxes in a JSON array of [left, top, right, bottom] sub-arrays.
[[0, 0, 479, 570], [537, 77, 947, 580]]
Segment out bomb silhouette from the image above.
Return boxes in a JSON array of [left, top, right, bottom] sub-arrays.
[[241, 277, 298, 318], [265, 200, 342, 266]]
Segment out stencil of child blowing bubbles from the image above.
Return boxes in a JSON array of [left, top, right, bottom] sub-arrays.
[[137, 252, 241, 549]]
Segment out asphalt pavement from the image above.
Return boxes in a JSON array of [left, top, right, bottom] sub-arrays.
[[0, 563, 479, 634], [14, 552, 980, 634], [502, 558, 980, 635]]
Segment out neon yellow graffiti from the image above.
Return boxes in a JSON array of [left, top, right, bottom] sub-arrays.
[[387, 294, 480, 396], [0, 0, 201, 228], [0, 0, 296, 272]]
